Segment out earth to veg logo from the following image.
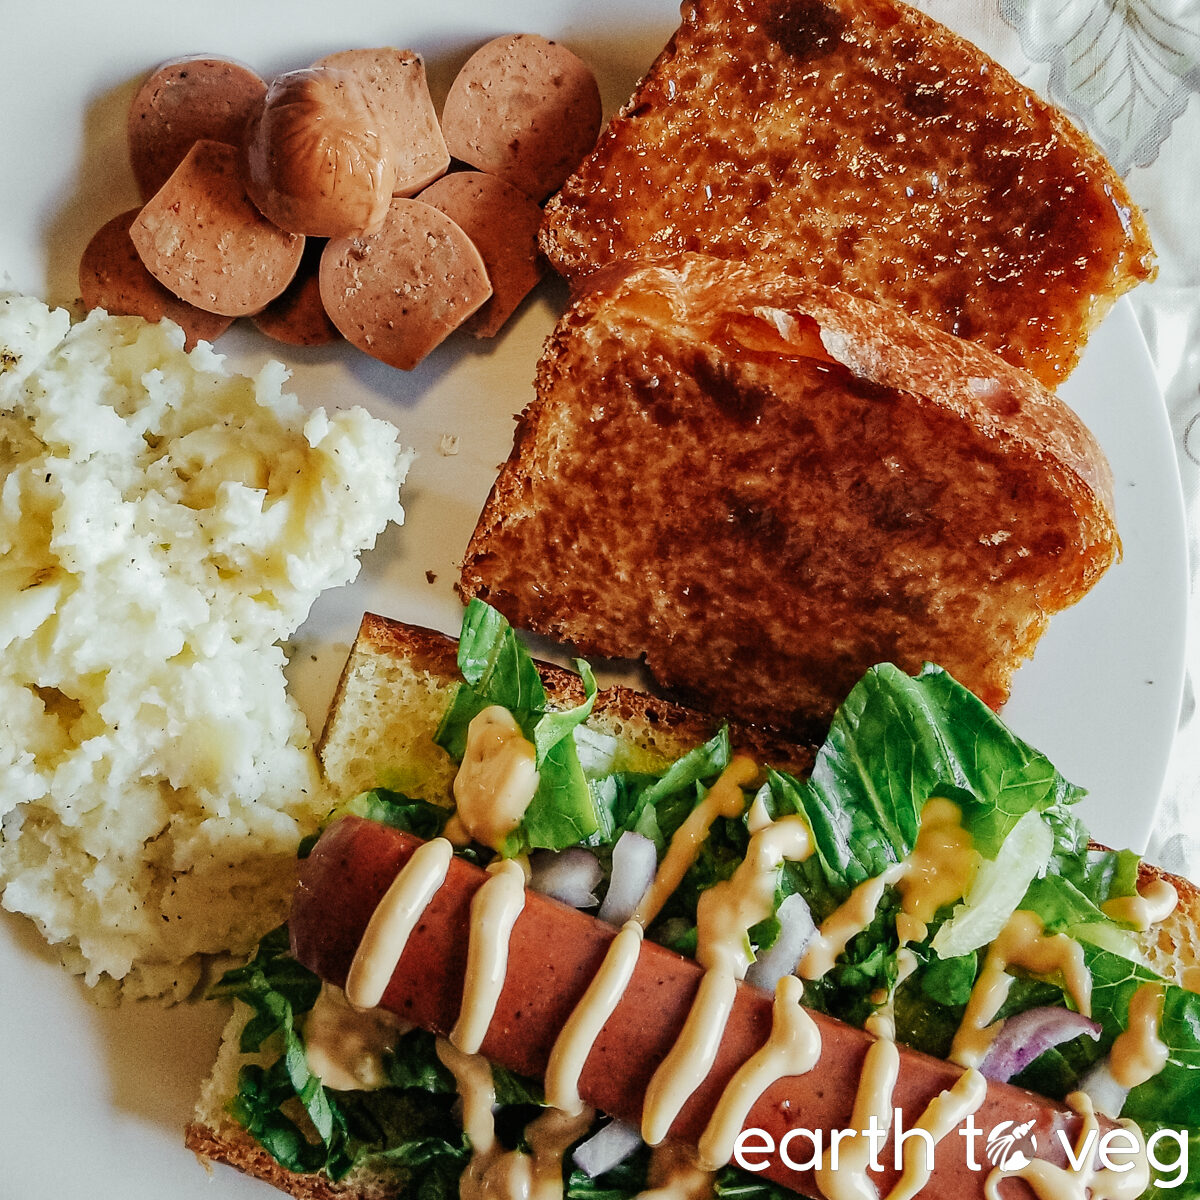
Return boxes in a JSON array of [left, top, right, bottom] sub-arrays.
[[732, 1109, 1191, 1188], [984, 1120, 1038, 1171]]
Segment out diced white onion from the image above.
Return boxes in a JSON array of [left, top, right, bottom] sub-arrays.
[[574, 725, 621, 777], [573, 1119, 644, 1178], [746, 892, 817, 991], [598, 831, 658, 925], [528, 847, 603, 909], [1078, 1058, 1131, 1119]]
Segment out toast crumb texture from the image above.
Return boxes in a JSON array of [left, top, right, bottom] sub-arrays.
[[540, 0, 1154, 386], [459, 254, 1120, 731]]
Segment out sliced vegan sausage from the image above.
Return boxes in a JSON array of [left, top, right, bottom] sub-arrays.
[[241, 66, 397, 238], [315, 48, 450, 198], [418, 170, 545, 337], [251, 238, 339, 346], [440, 33, 602, 201], [79, 208, 234, 349], [291, 818, 1112, 1200], [319, 198, 490, 370], [131, 139, 304, 317], [128, 55, 266, 201]]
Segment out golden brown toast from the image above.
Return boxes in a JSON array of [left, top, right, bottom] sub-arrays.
[[458, 253, 1120, 732], [540, 0, 1155, 387]]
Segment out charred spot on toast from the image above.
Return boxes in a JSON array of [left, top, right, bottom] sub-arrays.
[[761, 0, 848, 64]]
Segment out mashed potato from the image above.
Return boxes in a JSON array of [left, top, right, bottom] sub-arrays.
[[0, 295, 413, 1000]]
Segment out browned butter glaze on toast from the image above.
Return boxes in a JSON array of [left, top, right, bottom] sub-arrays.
[[540, 0, 1154, 387], [458, 254, 1120, 732]]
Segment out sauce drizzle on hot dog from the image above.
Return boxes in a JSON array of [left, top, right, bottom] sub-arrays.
[[546, 920, 645, 1116], [452, 857, 528, 1054], [345, 834, 453, 1009]]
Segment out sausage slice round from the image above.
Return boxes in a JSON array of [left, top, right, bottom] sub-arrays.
[[252, 238, 339, 347], [418, 171, 545, 337], [319, 197, 491, 370], [131, 139, 304, 317], [128, 55, 266, 201], [79, 208, 234, 349], [441, 33, 602, 201]]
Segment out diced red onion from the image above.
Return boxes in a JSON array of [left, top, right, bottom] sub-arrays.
[[573, 1118, 643, 1178], [528, 847, 602, 909], [746, 893, 816, 991], [1078, 1059, 1131, 1119], [979, 1006, 1102, 1082], [598, 831, 657, 925]]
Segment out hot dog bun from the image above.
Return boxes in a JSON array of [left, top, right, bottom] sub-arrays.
[[539, 0, 1154, 387], [458, 253, 1120, 733]]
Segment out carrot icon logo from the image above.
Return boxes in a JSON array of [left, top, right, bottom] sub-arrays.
[[985, 1120, 1039, 1171]]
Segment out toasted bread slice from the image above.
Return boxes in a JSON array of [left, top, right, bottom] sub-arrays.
[[540, 0, 1154, 387], [458, 253, 1119, 731]]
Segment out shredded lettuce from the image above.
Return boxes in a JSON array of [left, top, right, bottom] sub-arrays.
[[434, 598, 600, 854]]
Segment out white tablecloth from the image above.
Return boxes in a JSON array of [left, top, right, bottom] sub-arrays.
[[916, 0, 1200, 877]]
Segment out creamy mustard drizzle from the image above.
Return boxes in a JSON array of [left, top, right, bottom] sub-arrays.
[[633, 757, 760, 927], [983, 1092, 1149, 1200], [452, 857, 529, 1054], [697, 975, 821, 1170], [1109, 982, 1169, 1089], [345, 835, 454, 1009], [1102, 878, 1178, 931], [814, 1035, 902, 1200], [864, 949, 918, 1044], [438, 1036, 596, 1200], [884, 1069, 987, 1200], [641, 766, 814, 1148], [446, 706, 541, 851], [642, 967, 740, 1146], [800, 867, 906, 982], [545, 920, 645, 1115], [697, 814, 813, 976], [304, 983, 411, 1090], [638, 1143, 718, 1200], [801, 799, 977, 981], [950, 910, 1092, 1069]]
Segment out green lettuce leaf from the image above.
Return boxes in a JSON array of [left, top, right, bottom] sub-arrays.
[[791, 663, 1085, 894], [433, 599, 601, 853]]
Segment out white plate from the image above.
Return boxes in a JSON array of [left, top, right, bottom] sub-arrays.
[[0, 4, 1187, 1199]]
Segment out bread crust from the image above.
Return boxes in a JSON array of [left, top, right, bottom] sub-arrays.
[[459, 254, 1120, 729], [540, 0, 1155, 386], [320, 611, 817, 780]]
